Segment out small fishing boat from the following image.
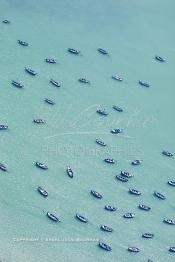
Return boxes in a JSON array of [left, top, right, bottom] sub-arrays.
[[155, 55, 165, 62], [0, 125, 8, 130], [76, 213, 88, 223], [98, 48, 108, 55], [47, 212, 60, 222], [131, 159, 143, 165], [169, 247, 175, 252], [37, 186, 48, 197], [121, 171, 133, 178], [116, 175, 128, 182], [123, 213, 135, 219], [139, 80, 150, 87], [25, 67, 37, 76], [142, 233, 154, 239], [2, 20, 10, 24], [129, 188, 142, 196], [68, 48, 80, 55], [66, 166, 74, 178], [99, 242, 112, 251], [44, 98, 55, 105], [147, 259, 153, 262], [95, 139, 107, 146], [45, 58, 57, 63], [0, 163, 7, 172], [104, 158, 115, 164], [162, 150, 173, 157], [168, 180, 175, 186], [111, 128, 123, 134], [105, 205, 117, 212], [96, 109, 108, 116], [128, 247, 140, 253], [163, 218, 175, 225], [154, 191, 166, 200], [35, 162, 48, 170], [91, 190, 103, 199], [100, 225, 113, 232], [112, 75, 123, 81], [78, 78, 90, 84], [11, 80, 23, 88], [33, 119, 45, 124], [113, 105, 123, 112], [50, 79, 61, 87], [138, 204, 151, 211], [18, 40, 29, 46]]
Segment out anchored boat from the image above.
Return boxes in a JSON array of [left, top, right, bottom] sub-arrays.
[[138, 204, 151, 211], [100, 225, 113, 232], [123, 213, 135, 219], [50, 79, 61, 87], [68, 48, 80, 55], [104, 158, 115, 164], [2, 20, 10, 24], [11, 80, 23, 88], [18, 40, 29, 46], [0, 163, 7, 172], [96, 109, 108, 116], [168, 181, 175, 186], [162, 150, 173, 157], [97, 48, 109, 55], [154, 191, 166, 200], [105, 205, 117, 212], [45, 58, 56, 63], [33, 119, 45, 124], [116, 175, 128, 182], [47, 212, 60, 222], [37, 186, 48, 197], [25, 67, 37, 76], [131, 159, 143, 165], [128, 247, 140, 253], [142, 233, 154, 239], [36, 162, 48, 170], [111, 128, 123, 134], [99, 242, 112, 251], [121, 171, 133, 178], [169, 247, 175, 252], [112, 75, 123, 81], [66, 166, 74, 178], [91, 190, 103, 199], [44, 98, 55, 105], [163, 218, 175, 225], [139, 80, 150, 87], [96, 139, 106, 146], [129, 188, 142, 196], [0, 125, 8, 130], [155, 55, 165, 62], [113, 105, 123, 112], [78, 78, 90, 84], [76, 213, 88, 223]]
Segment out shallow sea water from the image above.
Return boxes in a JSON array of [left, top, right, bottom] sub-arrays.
[[0, 0, 175, 261]]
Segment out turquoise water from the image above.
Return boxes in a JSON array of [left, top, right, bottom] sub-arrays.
[[0, 0, 175, 261]]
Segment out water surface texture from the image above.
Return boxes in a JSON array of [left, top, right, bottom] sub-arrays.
[[0, 0, 175, 261]]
